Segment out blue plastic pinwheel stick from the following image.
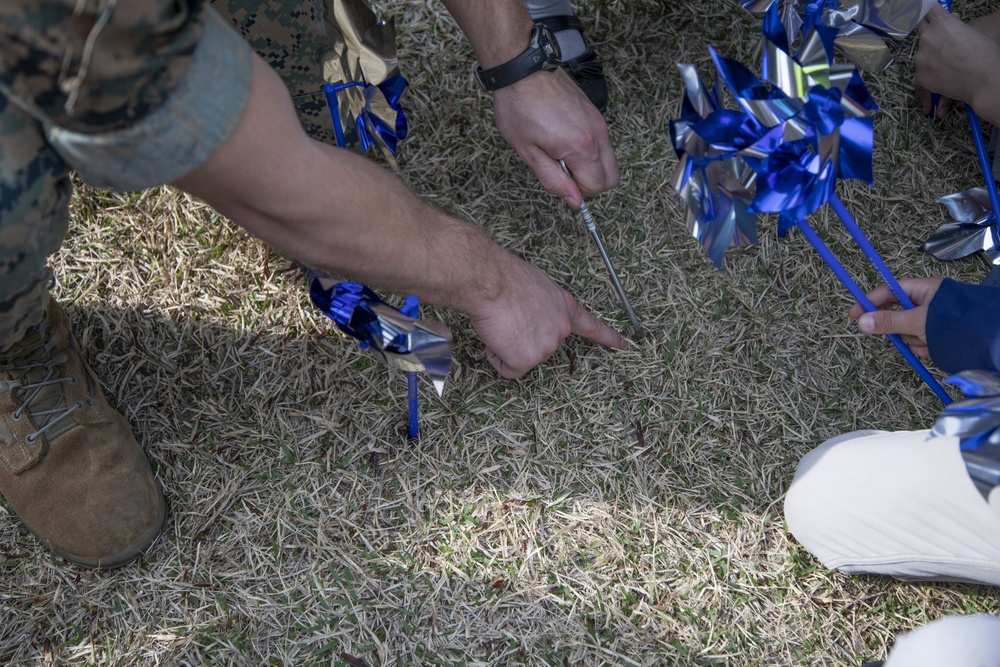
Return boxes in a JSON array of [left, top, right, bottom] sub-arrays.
[[401, 295, 420, 439]]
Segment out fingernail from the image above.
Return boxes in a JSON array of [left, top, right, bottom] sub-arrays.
[[859, 314, 875, 333], [563, 196, 577, 208]]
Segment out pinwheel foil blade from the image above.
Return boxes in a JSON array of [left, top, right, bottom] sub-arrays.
[[309, 279, 452, 396], [921, 220, 1000, 263], [832, 22, 895, 72], [931, 371, 1000, 497], [830, 0, 936, 40], [366, 303, 452, 396], [922, 188, 1000, 264]]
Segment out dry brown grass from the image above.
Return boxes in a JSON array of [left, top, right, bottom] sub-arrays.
[[3, 0, 1000, 665]]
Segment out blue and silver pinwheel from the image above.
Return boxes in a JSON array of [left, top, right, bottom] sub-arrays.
[[671, 3, 876, 255], [713, 9, 877, 234], [670, 3, 952, 403], [308, 277, 452, 398]]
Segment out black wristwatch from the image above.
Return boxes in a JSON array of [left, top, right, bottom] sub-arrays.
[[474, 23, 561, 91]]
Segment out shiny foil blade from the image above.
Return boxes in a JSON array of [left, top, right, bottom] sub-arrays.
[[741, 0, 935, 71], [322, 0, 405, 163], [931, 371, 1000, 498], [939, 187, 994, 223], [830, 0, 935, 40], [367, 304, 452, 396], [920, 221, 1000, 263], [922, 188, 1000, 264]]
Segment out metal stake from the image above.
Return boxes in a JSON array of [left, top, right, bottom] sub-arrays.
[[560, 161, 644, 338]]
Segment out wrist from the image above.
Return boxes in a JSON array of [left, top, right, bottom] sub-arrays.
[[474, 17, 535, 68], [418, 214, 510, 315], [475, 23, 561, 91], [970, 79, 1000, 126]]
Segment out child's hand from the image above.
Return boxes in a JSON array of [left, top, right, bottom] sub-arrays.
[[847, 277, 945, 357]]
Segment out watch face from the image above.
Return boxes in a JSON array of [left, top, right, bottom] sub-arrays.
[[536, 24, 562, 64]]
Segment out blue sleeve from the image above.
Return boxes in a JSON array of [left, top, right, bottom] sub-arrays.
[[926, 278, 1000, 374]]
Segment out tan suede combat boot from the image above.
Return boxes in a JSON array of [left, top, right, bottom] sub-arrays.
[[0, 300, 165, 568]]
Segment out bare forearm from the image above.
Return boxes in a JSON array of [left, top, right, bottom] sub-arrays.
[[438, 0, 533, 67], [174, 54, 627, 379], [173, 55, 509, 314], [971, 87, 1000, 127], [968, 11, 1000, 123]]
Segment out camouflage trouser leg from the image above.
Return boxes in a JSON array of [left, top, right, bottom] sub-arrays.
[[211, 0, 335, 143], [0, 96, 72, 353]]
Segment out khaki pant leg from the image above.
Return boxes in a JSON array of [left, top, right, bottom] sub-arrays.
[[785, 430, 1000, 586], [0, 97, 71, 351], [884, 615, 1000, 667]]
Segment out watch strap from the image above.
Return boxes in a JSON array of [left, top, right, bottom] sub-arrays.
[[475, 25, 559, 91]]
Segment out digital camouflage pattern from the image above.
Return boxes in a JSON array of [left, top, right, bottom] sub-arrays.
[[0, 97, 69, 352], [211, 0, 337, 143], [0, 0, 339, 350], [0, 0, 209, 350], [0, 0, 205, 132]]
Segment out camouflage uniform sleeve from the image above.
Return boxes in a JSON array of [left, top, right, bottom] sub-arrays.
[[0, 0, 253, 191]]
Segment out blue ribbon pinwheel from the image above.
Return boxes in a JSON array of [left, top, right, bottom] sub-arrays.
[[930, 370, 1000, 497], [309, 277, 452, 398], [307, 273, 451, 439], [322, 0, 409, 166], [671, 2, 952, 403]]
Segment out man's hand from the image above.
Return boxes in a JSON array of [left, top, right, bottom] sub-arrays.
[[465, 254, 627, 378], [914, 5, 1000, 124], [848, 277, 945, 356], [176, 56, 626, 380], [492, 68, 619, 207], [437, 0, 620, 207]]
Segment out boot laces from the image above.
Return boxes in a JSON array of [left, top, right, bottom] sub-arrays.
[[3, 336, 83, 444]]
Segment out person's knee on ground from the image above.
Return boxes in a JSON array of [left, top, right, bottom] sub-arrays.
[[883, 615, 1000, 667], [785, 430, 1000, 586]]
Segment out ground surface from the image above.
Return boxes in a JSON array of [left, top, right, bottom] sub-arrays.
[[2, 0, 1000, 665]]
